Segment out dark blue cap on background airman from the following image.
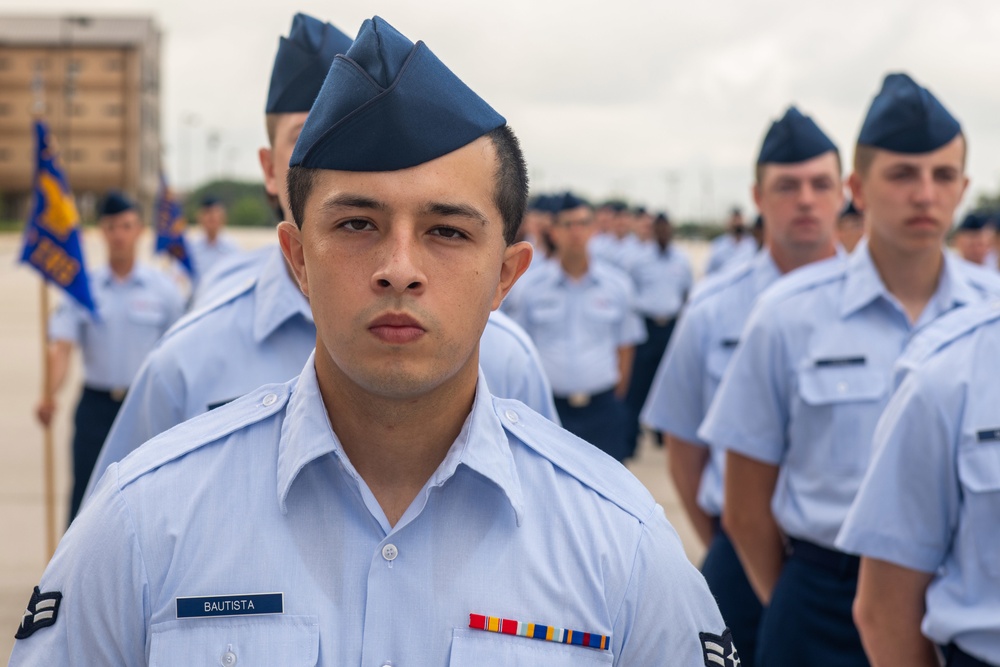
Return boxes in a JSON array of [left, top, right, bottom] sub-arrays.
[[553, 191, 591, 212], [266, 13, 353, 114], [841, 200, 861, 218], [290, 16, 506, 172], [200, 196, 221, 208], [758, 106, 837, 164], [99, 191, 135, 217], [857, 73, 961, 153], [955, 212, 994, 232]]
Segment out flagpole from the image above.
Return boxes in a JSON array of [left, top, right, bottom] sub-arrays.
[[39, 280, 57, 559]]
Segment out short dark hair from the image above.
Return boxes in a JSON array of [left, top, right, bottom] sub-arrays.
[[755, 149, 843, 185], [286, 125, 529, 245], [853, 134, 966, 176]]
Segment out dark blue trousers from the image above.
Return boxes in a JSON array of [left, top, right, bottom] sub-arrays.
[[702, 525, 763, 667], [757, 540, 868, 667], [944, 645, 994, 667], [624, 316, 677, 458], [70, 387, 124, 522], [554, 389, 628, 461]]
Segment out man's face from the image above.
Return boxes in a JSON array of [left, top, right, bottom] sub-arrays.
[[99, 210, 143, 263], [850, 135, 968, 256], [279, 136, 530, 400], [610, 210, 632, 238], [550, 206, 596, 258], [728, 211, 746, 233], [836, 213, 865, 253], [953, 227, 995, 265], [197, 204, 226, 235], [754, 151, 842, 253], [259, 112, 309, 219], [594, 206, 614, 233], [653, 220, 673, 246]]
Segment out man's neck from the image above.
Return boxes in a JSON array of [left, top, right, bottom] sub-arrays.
[[559, 253, 589, 279], [205, 230, 220, 244], [316, 350, 478, 527], [868, 235, 943, 324], [769, 242, 835, 275], [109, 257, 135, 280]]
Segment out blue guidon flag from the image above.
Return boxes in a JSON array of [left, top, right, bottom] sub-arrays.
[[154, 171, 194, 276], [19, 120, 94, 313]]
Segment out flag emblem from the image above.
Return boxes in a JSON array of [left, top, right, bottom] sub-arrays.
[[14, 587, 62, 640]]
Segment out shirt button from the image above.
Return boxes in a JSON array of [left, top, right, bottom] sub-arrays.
[[262, 393, 278, 407], [505, 409, 519, 424], [382, 544, 398, 561], [220, 649, 237, 666], [836, 381, 848, 393]]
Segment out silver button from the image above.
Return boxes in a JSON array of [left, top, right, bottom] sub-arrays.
[[262, 393, 278, 407], [382, 544, 398, 561], [221, 647, 237, 667], [836, 381, 848, 393], [504, 409, 519, 424]]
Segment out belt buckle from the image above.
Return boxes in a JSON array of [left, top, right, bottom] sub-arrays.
[[109, 388, 127, 402], [567, 392, 591, 408], [654, 316, 669, 327]]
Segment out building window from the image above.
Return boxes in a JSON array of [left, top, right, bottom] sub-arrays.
[[105, 149, 123, 162], [34, 58, 50, 71], [0, 58, 9, 71], [0, 148, 11, 161], [105, 103, 124, 117], [68, 149, 86, 162], [0, 103, 10, 116], [105, 58, 124, 72]]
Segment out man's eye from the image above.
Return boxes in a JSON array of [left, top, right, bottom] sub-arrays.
[[340, 219, 373, 231], [431, 226, 468, 240]]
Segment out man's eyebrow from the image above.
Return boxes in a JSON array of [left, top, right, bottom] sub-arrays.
[[318, 193, 387, 213], [423, 201, 489, 226]]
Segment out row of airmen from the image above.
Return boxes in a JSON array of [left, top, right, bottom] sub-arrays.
[[15, 13, 999, 667]]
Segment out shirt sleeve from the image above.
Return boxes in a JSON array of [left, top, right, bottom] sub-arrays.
[[836, 359, 962, 572], [8, 467, 149, 666], [84, 351, 187, 502], [698, 300, 791, 465], [611, 505, 731, 665], [48, 296, 84, 344], [641, 306, 707, 444], [617, 281, 647, 347]]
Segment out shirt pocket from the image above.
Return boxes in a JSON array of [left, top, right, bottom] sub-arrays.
[[128, 302, 168, 328], [449, 628, 613, 666], [148, 615, 319, 667], [796, 363, 887, 473], [957, 442, 1000, 578]]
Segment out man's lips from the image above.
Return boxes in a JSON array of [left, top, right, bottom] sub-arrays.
[[368, 313, 426, 344], [905, 215, 938, 228]]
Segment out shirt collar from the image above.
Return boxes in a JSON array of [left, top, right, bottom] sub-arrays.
[[276, 352, 525, 524], [253, 246, 314, 343], [753, 249, 781, 294], [98, 263, 151, 287], [840, 239, 980, 319]]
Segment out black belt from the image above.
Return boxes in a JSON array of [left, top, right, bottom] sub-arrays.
[[643, 315, 677, 328], [554, 387, 615, 409], [787, 538, 860, 576], [83, 386, 128, 402], [945, 644, 995, 667]]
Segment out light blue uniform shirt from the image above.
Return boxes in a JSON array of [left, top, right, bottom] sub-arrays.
[[837, 299, 1000, 664], [699, 241, 1000, 548], [189, 233, 242, 280], [590, 234, 643, 273], [48, 264, 184, 389], [629, 243, 693, 320], [12, 352, 728, 666], [190, 245, 272, 309], [705, 234, 757, 275], [641, 250, 782, 516], [88, 247, 561, 498], [514, 262, 646, 396]]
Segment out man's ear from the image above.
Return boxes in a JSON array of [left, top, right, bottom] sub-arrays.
[[847, 172, 865, 212], [493, 241, 533, 310], [277, 220, 309, 297], [259, 147, 278, 198]]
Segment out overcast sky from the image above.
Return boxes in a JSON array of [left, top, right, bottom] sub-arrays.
[[4, 0, 999, 220]]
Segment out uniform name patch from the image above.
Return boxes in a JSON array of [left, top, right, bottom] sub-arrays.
[[700, 629, 739, 667], [815, 356, 866, 367], [176, 593, 283, 619], [976, 428, 1000, 443], [721, 339, 739, 349], [15, 587, 62, 639]]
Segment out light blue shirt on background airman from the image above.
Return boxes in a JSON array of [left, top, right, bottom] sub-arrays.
[[837, 298, 1000, 665], [641, 250, 782, 516], [12, 352, 728, 666], [704, 234, 757, 275], [628, 244, 693, 321], [514, 261, 646, 396], [698, 240, 1000, 548], [48, 264, 185, 389], [189, 234, 242, 281]]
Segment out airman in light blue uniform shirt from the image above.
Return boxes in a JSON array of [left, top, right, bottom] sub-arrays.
[[837, 299, 1000, 667], [701, 73, 1000, 667], [11, 16, 731, 666]]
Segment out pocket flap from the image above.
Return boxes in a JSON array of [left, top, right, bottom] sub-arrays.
[[450, 628, 612, 666], [797, 365, 886, 406], [149, 615, 319, 666], [958, 443, 1000, 493]]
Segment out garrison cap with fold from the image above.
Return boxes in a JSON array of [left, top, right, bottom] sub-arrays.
[[857, 73, 961, 153], [266, 13, 353, 114], [99, 191, 136, 217], [757, 106, 837, 164], [290, 16, 505, 171], [552, 191, 591, 213], [956, 212, 992, 232]]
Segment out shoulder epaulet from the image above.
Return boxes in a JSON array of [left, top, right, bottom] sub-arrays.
[[114, 380, 294, 489], [900, 299, 1000, 371], [755, 255, 846, 307], [688, 260, 754, 305], [492, 397, 656, 522], [162, 275, 259, 340], [956, 258, 1000, 297]]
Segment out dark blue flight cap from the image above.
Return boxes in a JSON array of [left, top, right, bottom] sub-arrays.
[[857, 73, 961, 153], [200, 195, 221, 208], [956, 212, 989, 232], [554, 191, 591, 213], [527, 194, 547, 212], [841, 200, 861, 217], [266, 13, 353, 114], [290, 16, 506, 172], [99, 191, 135, 217], [758, 106, 837, 164]]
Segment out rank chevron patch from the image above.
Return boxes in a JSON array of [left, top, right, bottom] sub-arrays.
[[700, 628, 740, 667], [15, 587, 63, 640]]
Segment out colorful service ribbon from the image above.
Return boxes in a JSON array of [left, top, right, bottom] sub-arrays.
[[469, 613, 610, 651]]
